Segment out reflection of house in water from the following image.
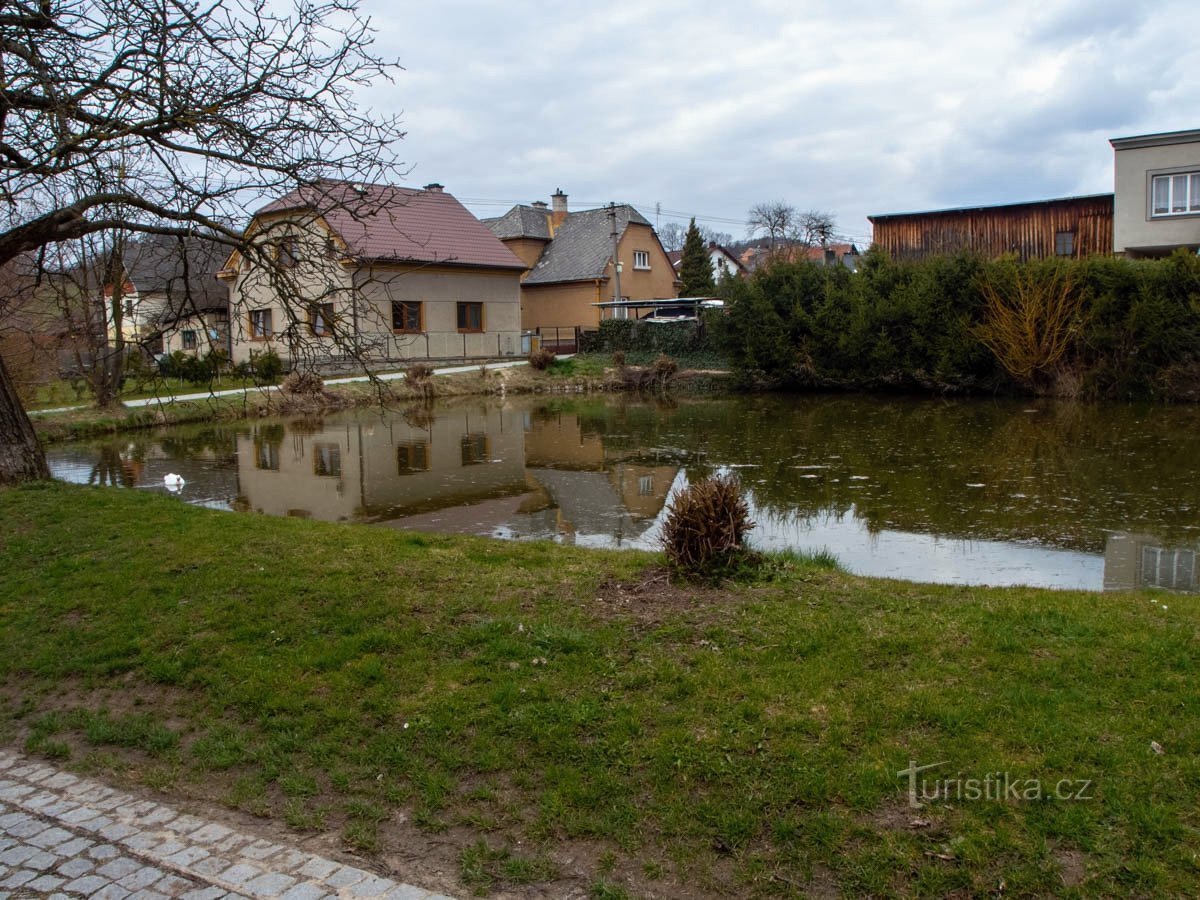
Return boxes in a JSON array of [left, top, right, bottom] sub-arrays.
[[235, 407, 528, 523], [522, 407, 680, 546], [47, 440, 239, 508], [1104, 533, 1199, 593]]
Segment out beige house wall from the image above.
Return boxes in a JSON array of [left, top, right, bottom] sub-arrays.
[[226, 215, 522, 365], [504, 238, 550, 272], [520, 281, 604, 332], [615, 222, 680, 305], [1113, 135, 1200, 255]]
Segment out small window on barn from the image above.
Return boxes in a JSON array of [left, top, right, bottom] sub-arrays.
[[633, 250, 650, 270], [1055, 231, 1075, 257]]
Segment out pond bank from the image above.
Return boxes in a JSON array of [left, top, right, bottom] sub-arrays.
[[1, 482, 1196, 897], [29, 356, 734, 444]]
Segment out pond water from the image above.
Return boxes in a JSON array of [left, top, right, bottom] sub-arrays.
[[47, 394, 1200, 593]]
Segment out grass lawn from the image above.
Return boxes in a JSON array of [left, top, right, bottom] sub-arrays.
[[1, 483, 1197, 897]]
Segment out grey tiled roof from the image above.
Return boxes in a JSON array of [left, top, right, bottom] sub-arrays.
[[123, 234, 229, 316], [486, 204, 651, 285], [481, 206, 552, 240]]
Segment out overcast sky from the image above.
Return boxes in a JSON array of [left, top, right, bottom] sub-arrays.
[[358, 0, 1200, 246]]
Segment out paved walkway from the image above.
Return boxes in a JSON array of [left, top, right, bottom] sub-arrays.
[[30, 359, 534, 416], [0, 751, 452, 899]]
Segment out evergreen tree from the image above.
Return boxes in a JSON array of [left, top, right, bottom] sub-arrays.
[[678, 218, 717, 297]]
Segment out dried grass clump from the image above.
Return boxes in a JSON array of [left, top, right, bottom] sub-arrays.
[[651, 353, 678, 381], [404, 362, 435, 398], [661, 474, 755, 579], [611, 350, 626, 368], [280, 370, 326, 396], [529, 347, 557, 370]]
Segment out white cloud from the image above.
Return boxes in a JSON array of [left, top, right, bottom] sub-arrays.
[[356, 0, 1200, 241]]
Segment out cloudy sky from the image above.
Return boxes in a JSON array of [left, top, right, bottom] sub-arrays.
[[358, 0, 1200, 246]]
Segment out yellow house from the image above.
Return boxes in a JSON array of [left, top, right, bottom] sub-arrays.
[[222, 181, 526, 367], [483, 190, 679, 341]]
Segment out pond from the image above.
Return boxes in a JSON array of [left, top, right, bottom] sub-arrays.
[[47, 393, 1200, 593]]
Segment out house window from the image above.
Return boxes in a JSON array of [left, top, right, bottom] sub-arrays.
[[310, 302, 335, 336], [181, 329, 198, 350], [1055, 231, 1075, 257], [638, 475, 653, 496], [397, 442, 430, 474], [1151, 172, 1200, 216], [633, 250, 650, 270], [461, 433, 489, 466], [313, 443, 341, 477], [456, 301, 484, 332], [250, 308, 272, 339], [255, 440, 280, 471], [278, 236, 298, 268], [392, 301, 423, 333]]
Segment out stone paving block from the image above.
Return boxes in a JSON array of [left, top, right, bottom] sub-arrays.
[[92, 884, 133, 900], [0, 783, 36, 801], [240, 839, 285, 861], [0, 811, 28, 828], [0, 868, 36, 888], [166, 814, 207, 835], [279, 883, 333, 900], [187, 855, 233, 879], [27, 825, 74, 849], [64, 874, 113, 894], [26, 872, 66, 892], [97, 856, 144, 881], [58, 805, 102, 825], [98, 821, 140, 842], [180, 888, 230, 900], [325, 865, 368, 889], [87, 843, 121, 861], [117, 864, 170, 891], [348, 874, 397, 896], [164, 845, 210, 868], [245, 871, 298, 895], [23, 849, 60, 871], [54, 836, 95, 857], [139, 805, 178, 826], [295, 856, 339, 881], [0, 844, 38, 866], [153, 873, 199, 895], [219, 863, 265, 889], [56, 855, 98, 878], [42, 773, 79, 790], [190, 824, 233, 845], [121, 831, 164, 853], [135, 892, 169, 900], [4, 816, 48, 839]]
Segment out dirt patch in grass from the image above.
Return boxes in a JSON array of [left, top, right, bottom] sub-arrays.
[[591, 565, 741, 625]]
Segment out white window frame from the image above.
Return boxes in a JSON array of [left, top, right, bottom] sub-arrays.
[[1150, 171, 1200, 217], [632, 250, 650, 270]]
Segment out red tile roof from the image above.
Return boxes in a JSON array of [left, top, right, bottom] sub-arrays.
[[258, 181, 525, 270]]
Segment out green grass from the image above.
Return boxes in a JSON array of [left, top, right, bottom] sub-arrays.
[[2, 482, 1199, 896]]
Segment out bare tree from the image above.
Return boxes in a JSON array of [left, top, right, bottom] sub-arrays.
[[746, 202, 796, 250], [795, 210, 838, 249], [0, 0, 406, 483], [658, 222, 687, 252]]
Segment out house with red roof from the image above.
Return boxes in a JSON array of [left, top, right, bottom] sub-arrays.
[[222, 181, 526, 367]]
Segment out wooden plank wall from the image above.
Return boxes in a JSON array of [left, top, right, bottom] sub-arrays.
[[871, 196, 1114, 261]]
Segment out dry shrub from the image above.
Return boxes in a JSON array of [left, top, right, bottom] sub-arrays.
[[611, 350, 626, 368], [974, 266, 1084, 389], [661, 474, 755, 579], [280, 369, 325, 396], [528, 347, 557, 370], [404, 361, 435, 398], [651, 353, 678, 381]]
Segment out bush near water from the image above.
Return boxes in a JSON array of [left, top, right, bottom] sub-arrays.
[[714, 248, 1200, 400]]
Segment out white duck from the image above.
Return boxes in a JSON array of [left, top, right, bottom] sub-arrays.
[[163, 473, 186, 492]]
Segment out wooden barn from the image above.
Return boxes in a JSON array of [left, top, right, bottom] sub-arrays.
[[869, 194, 1114, 261]]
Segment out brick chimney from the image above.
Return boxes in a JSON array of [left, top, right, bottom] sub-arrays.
[[551, 188, 568, 229], [424, 183, 444, 193]]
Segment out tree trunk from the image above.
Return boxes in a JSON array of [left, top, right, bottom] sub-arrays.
[[0, 351, 50, 485]]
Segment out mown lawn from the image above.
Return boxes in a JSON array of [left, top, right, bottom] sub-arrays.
[[1, 483, 1197, 897]]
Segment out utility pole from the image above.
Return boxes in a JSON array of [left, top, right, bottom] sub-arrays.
[[609, 203, 623, 318]]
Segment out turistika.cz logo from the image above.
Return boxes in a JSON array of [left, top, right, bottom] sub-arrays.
[[897, 760, 1094, 808]]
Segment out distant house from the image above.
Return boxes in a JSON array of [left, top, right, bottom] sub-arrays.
[[109, 234, 230, 357], [1110, 129, 1200, 257], [222, 181, 526, 367], [869, 195, 1114, 261], [737, 242, 859, 272], [483, 190, 679, 338], [667, 242, 747, 281]]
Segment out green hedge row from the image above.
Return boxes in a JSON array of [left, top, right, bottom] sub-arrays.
[[713, 248, 1200, 399]]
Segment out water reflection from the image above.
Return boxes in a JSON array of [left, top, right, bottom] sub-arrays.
[[46, 394, 1200, 593]]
